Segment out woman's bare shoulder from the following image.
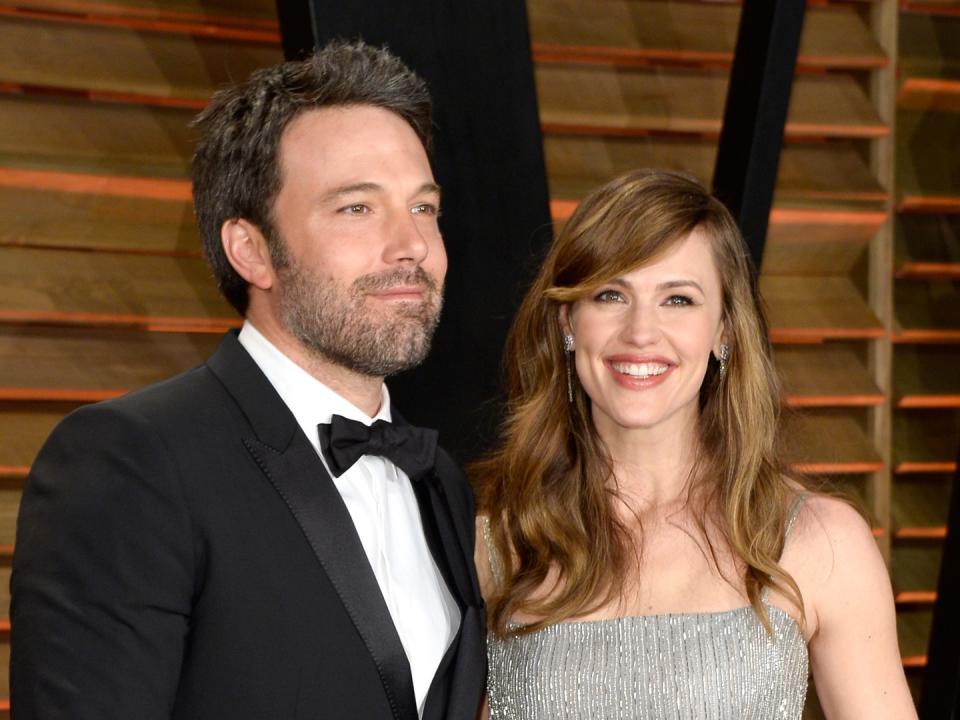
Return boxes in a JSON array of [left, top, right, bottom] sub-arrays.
[[789, 492, 874, 557], [783, 492, 888, 626], [785, 496, 915, 717]]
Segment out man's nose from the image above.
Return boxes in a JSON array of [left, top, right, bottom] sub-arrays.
[[384, 211, 431, 265]]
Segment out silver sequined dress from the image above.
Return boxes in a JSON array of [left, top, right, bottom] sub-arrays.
[[483, 504, 809, 719]]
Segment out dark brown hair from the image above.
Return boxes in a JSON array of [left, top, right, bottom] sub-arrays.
[[191, 40, 432, 314], [474, 169, 804, 636]]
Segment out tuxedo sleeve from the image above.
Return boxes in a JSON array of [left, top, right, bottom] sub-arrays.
[[11, 402, 197, 719]]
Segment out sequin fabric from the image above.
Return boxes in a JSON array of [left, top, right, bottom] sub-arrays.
[[486, 604, 807, 720], [482, 507, 809, 720]]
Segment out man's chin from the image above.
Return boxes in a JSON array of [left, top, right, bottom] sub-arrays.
[[353, 345, 433, 378]]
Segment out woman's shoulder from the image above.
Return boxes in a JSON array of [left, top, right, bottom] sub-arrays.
[[781, 490, 889, 633], [778, 478, 869, 542], [779, 492, 914, 717], [787, 491, 874, 556]]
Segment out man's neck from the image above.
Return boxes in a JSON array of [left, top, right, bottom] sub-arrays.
[[244, 313, 384, 417]]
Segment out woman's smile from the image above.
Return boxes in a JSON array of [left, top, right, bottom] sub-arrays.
[[563, 227, 724, 434]]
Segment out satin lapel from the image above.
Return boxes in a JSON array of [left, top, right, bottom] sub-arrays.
[[412, 476, 476, 612], [390, 411, 479, 609], [243, 434, 419, 720], [416, 463, 487, 720], [206, 334, 417, 720]]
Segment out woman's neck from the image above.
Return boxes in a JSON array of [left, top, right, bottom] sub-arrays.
[[594, 409, 700, 511]]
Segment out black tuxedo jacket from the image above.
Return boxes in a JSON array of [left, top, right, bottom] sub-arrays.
[[11, 331, 486, 719]]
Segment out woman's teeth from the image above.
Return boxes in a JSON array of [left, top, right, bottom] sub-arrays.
[[610, 362, 668, 378]]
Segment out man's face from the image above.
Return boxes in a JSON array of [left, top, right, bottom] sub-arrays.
[[269, 105, 447, 377]]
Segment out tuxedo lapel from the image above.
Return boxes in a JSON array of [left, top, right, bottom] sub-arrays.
[[390, 411, 479, 611], [243, 435, 418, 720], [415, 453, 487, 720], [411, 478, 472, 611], [207, 333, 419, 720]]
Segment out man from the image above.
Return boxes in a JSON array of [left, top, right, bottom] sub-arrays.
[[11, 42, 485, 719]]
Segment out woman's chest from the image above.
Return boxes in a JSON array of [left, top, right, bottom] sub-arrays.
[[486, 610, 808, 720]]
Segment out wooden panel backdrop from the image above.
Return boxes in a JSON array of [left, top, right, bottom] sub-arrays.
[[0, 0, 957, 715]]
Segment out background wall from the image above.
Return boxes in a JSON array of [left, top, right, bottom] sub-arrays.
[[0, 0, 957, 714]]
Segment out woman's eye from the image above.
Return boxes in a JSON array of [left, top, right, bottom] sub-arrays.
[[663, 294, 693, 306], [594, 289, 625, 303]]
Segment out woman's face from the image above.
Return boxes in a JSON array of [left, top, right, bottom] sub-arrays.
[[561, 227, 725, 437]]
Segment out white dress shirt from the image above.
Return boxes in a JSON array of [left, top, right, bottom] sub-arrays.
[[238, 321, 460, 716]]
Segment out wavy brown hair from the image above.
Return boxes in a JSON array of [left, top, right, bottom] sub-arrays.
[[474, 169, 805, 637]]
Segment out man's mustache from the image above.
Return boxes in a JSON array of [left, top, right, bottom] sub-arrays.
[[353, 266, 441, 295]]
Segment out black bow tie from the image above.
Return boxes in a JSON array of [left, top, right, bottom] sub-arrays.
[[318, 414, 438, 482]]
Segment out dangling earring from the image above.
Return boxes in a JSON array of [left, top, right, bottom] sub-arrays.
[[719, 343, 730, 378], [563, 334, 575, 402]]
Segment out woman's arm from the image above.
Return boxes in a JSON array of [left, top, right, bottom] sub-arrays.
[[473, 516, 493, 720], [799, 496, 917, 719], [474, 514, 497, 602]]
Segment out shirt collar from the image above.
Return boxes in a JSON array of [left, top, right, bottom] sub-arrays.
[[237, 321, 391, 449]]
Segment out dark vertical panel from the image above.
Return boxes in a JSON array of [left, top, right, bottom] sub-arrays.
[[712, 0, 806, 271], [275, 1, 552, 460], [274, 0, 315, 60], [921, 442, 960, 718]]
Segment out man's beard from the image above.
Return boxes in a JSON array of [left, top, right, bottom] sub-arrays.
[[276, 256, 444, 378]]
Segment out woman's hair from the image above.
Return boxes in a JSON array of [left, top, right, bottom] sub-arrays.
[[473, 168, 804, 636]]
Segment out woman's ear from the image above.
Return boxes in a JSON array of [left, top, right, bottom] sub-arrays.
[[558, 304, 572, 337], [712, 319, 727, 360], [220, 218, 275, 291]]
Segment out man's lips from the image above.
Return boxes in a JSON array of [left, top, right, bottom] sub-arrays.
[[367, 285, 428, 300]]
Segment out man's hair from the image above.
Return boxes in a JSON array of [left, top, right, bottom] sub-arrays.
[[191, 40, 433, 314]]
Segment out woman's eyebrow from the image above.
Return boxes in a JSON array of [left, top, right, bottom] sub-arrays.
[[656, 279, 704, 293]]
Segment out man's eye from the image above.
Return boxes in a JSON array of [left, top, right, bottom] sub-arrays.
[[412, 203, 439, 216], [341, 204, 370, 215], [663, 295, 693, 306], [594, 289, 625, 303]]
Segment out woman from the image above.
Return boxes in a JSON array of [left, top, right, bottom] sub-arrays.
[[473, 170, 915, 719]]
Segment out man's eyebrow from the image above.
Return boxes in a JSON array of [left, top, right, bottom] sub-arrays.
[[416, 182, 442, 198], [321, 182, 383, 202], [320, 181, 442, 202]]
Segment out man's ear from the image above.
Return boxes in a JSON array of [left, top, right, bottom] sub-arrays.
[[221, 219, 274, 291]]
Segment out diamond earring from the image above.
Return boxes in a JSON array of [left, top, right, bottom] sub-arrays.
[[563, 334, 575, 402], [718, 343, 730, 378]]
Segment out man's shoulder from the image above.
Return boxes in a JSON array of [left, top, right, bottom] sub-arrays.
[[100, 329, 256, 423], [104, 361, 222, 421], [51, 360, 230, 450]]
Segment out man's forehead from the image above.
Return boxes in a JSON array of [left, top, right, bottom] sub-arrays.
[[277, 106, 430, 179], [280, 105, 422, 149], [279, 105, 429, 162]]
